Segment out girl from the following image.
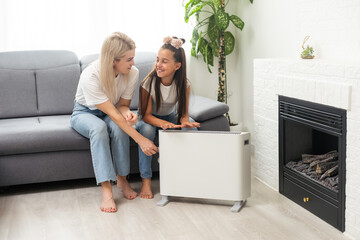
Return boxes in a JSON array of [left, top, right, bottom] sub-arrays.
[[70, 32, 158, 213], [135, 36, 200, 199]]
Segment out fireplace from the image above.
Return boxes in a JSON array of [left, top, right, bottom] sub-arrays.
[[279, 95, 346, 232]]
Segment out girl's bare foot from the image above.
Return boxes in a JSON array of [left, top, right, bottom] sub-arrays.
[[100, 181, 117, 213], [117, 175, 138, 200], [140, 178, 153, 199]]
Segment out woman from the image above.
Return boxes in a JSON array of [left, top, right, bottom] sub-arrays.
[[71, 32, 158, 213]]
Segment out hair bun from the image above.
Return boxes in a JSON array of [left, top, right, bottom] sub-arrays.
[[163, 36, 185, 49], [163, 36, 172, 44]]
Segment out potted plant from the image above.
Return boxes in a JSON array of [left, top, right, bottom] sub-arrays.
[[301, 36, 315, 59], [184, 0, 253, 125]]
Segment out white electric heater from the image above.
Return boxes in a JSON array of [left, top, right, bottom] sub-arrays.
[[157, 130, 251, 212]]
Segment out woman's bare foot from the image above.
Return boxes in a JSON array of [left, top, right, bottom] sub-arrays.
[[100, 181, 117, 213], [117, 175, 138, 200], [140, 178, 153, 199]]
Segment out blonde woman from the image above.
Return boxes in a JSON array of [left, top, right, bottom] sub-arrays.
[[70, 32, 158, 213]]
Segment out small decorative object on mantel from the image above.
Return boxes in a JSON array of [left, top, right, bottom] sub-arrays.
[[301, 35, 315, 59]]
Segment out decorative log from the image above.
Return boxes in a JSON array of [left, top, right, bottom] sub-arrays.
[[320, 165, 338, 180], [301, 154, 314, 162], [307, 171, 321, 179], [286, 161, 300, 168], [316, 161, 338, 174], [309, 156, 338, 170], [293, 161, 304, 167], [324, 176, 339, 187], [286, 162, 294, 168], [302, 150, 338, 163], [303, 167, 313, 174], [308, 160, 318, 170], [295, 164, 309, 172]]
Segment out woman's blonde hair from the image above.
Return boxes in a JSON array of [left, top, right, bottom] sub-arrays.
[[99, 32, 136, 104]]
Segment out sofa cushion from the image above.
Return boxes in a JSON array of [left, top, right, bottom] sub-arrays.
[[0, 115, 90, 156], [0, 50, 80, 118], [79, 53, 98, 72], [197, 115, 230, 131], [188, 95, 229, 121], [0, 50, 79, 70], [36, 64, 80, 115], [0, 69, 38, 119]]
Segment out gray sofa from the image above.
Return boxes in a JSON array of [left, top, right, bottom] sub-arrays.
[[0, 50, 230, 187]]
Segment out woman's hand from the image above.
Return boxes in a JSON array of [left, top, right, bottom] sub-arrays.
[[124, 111, 138, 126], [138, 137, 158, 156], [180, 120, 200, 129], [160, 121, 182, 130]]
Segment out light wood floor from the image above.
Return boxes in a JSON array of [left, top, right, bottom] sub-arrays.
[[0, 173, 351, 240]]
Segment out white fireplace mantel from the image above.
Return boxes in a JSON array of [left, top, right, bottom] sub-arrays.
[[253, 58, 360, 239]]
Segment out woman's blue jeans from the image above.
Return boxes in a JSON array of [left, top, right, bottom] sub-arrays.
[[70, 102, 130, 184], [135, 112, 197, 179]]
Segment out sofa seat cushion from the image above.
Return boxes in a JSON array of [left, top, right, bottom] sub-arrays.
[[0, 115, 90, 156]]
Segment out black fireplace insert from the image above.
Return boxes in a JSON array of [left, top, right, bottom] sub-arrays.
[[279, 95, 346, 232]]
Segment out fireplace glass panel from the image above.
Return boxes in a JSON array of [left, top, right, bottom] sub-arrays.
[[284, 120, 339, 192]]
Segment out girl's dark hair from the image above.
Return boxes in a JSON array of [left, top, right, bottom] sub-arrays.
[[139, 37, 187, 124]]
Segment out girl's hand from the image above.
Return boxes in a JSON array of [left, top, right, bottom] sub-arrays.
[[124, 111, 138, 126], [160, 121, 182, 130], [138, 137, 158, 156], [181, 121, 200, 129]]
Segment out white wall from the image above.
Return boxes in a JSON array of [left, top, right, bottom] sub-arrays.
[[238, 0, 360, 134], [189, 0, 360, 133], [0, 0, 190, 58]]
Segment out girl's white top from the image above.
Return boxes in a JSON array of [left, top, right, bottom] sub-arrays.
[[75, 60, 139, 110], [142, 77, 190, 116]]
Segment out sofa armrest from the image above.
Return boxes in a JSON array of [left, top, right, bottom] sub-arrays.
[[188, 95, 229, 122]]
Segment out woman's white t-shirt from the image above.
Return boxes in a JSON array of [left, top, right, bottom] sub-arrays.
[[75, 60, 139, 110], [142, 77, 190, 116]]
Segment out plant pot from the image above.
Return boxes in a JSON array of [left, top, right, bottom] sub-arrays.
[[301, 55, 315, 59]]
